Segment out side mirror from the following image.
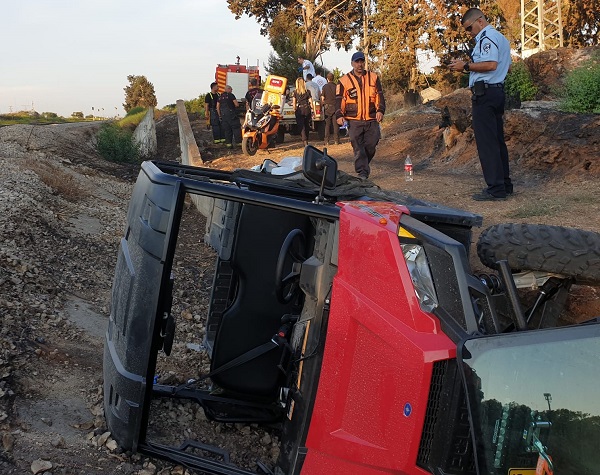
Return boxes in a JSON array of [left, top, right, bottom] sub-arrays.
[[302, 145, 338, 190]]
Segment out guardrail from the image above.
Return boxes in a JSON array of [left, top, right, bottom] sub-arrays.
[[176, 100, 203, 166]]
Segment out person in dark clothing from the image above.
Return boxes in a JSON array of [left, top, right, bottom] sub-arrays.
[[292, 77, 313, 147], [205, 82, 223, 144], [320, 73, 339, 145], [336, 51, 386, 179], [245, 78, 263, 110], [448, 8, 513, 201], [217, 85, 242, 148]]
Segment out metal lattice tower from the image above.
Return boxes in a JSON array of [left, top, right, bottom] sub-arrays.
[[521, 0, 564, 57]]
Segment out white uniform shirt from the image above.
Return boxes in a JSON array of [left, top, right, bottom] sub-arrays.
[[312, 74, 327, 92], [301, 60, 316, 81], [305, 81, 320, 103]]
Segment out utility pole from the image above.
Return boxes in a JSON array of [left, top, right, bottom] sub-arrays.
[[361, 0, 371, 70], [521, 0, 564, 58], [543, 392, 552, 412]]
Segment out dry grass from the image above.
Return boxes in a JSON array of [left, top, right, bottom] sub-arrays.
[[22, 159, 87, 202], [507, 190, 600, 219]]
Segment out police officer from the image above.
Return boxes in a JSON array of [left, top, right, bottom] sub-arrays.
[[449, 8, 513, 201], [217, 85, 242, 148], [336, 51, 385, 180]]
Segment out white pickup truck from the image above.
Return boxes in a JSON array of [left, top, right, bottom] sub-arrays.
[[277, 86, 327, 142]]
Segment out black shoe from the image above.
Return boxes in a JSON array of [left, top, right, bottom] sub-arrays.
[[506, 185, 514, 195], [473, 190, 507, 201], [482, 187, 513, 196]]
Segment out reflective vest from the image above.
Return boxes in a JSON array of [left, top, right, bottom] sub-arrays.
[[337, 71, 384, 121]]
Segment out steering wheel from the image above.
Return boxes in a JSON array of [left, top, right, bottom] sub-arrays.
[[275, 229, 306, 304]]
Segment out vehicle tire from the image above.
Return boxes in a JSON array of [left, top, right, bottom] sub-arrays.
[[315, 121, 326, 141], [289, 124, 301, 136], [477, 223, 600, 284], [242, 136, 258, 156], [276, 126, 285, 144]]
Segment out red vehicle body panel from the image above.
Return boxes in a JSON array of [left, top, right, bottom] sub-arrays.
[[304, 202, 456, 474]]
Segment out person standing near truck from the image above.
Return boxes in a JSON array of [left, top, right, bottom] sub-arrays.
[[321, 73, 340, 146], [313, 70, 327, 92], [292, 78, 314, 148], [305, 74, 321, 105], [297, 56, 315, 81], [448, 8, 513, 201], [245, 78, 263, 110], [217, 85, 242, 148], [205, 82, 223, 144], [336, 51, 386, 180]]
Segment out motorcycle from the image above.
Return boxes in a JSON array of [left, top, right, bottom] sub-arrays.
[[241, 92, 283, 156]]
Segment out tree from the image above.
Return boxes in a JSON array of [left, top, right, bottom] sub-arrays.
[[227, 0, 362, 61], [370, 0, 436, 91], [564, 0, 600, 47], [123, 75, 158, 113], [265, 12, 306, 80]]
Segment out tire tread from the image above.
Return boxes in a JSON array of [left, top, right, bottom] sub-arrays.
[[477, 223, 600, 284]]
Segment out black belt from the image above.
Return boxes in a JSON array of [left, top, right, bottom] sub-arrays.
[[471, 82, 504, 93]]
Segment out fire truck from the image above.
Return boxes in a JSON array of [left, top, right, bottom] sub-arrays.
[[215, 60, 261, 115]]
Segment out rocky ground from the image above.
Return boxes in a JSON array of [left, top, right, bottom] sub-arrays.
[[1, 49, 600, 473]]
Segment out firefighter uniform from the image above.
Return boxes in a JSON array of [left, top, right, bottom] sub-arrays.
[[205, 91, 223, 143], [336, 67, 385, 179], [217, 90, 242, 147]]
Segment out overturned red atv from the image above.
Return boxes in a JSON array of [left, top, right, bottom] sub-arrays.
[[104, 147, 600, 475]]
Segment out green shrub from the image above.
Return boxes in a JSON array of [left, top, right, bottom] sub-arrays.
[[126, 106, 146, 117], [560, 55, 600, 113], [505, 61, 538, 101], [118, 111, 146, 130], [184, 97, 205, 116], [96, 122, 140, 163]]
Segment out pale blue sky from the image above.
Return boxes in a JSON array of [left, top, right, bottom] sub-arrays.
[[1, 0, 352, 117]]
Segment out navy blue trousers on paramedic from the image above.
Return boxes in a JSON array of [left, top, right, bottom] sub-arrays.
[[471, 88, 512, 197], [348, 119, 381, 177], [209, 109, 223, 142], [221, 109, 241, 145]]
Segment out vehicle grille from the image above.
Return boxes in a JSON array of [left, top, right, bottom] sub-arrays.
[[417, 360, 447, 466], [417, 359, 476, 475]]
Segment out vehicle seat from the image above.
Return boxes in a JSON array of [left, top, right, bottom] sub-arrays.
[[209, 203, 309, 398]]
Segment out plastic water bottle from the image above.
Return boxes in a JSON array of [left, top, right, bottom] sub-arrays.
[[404, 155, 413, 181]]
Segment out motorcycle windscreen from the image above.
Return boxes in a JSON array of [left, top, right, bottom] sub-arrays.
[[458, 322, 600, 475], [103, 165, 181, 451]]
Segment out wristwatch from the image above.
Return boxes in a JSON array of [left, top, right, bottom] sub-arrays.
[[463, 62, 470, 72]]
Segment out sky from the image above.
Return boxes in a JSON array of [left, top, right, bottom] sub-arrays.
[[1, 0, 354, 118]]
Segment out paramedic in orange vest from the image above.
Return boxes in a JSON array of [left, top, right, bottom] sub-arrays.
[[336, 51, 386, 180]]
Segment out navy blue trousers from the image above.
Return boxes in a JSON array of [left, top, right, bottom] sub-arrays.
[[471, 88, 512, 197], [348, 120, 381, 177]]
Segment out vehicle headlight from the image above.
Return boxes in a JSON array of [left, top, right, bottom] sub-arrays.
[[401, 243, 438, 313]]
